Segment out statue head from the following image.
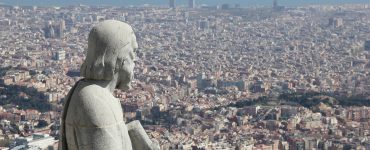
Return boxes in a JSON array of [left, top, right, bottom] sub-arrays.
[[80, 20, 138, 90]]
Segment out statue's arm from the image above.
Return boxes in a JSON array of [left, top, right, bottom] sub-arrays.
[[73, 126, 131, 150], [127, 121, 160, 150]]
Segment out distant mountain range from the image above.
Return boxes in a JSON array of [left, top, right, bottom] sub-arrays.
[[0, 0, 369, 7]]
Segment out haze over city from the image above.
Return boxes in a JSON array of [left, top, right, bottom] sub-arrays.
[[1, 0, 370, 7]]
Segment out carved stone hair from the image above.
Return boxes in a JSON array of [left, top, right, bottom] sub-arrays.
[[80, 20, 138, 80]]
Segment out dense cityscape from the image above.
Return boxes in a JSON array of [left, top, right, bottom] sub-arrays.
[[1, 1, 370, 149]]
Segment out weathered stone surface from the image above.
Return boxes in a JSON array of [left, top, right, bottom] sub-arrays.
[[59, 20, 156, 150]]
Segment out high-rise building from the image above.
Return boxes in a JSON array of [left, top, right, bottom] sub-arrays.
[[53, 50, 65, 61], [60, 19, 66, 31], [329, 17, 343, 28], [136, 109, 143, 120], [177, 32, 185, 41], [43, 21, 64, 39], [273, 0, 285, 11], [43, 22, 53, 38], [221, 4, 230, 10], [365, 41, 370, 51], [169, 0, 176, 8], [58, 20, 66, 38], [273, 0, 278, 8], [49, 26, 55, 38], [151, 106, 161, 121], [199, 20, 209, 30], [189, 0, 195, 8]]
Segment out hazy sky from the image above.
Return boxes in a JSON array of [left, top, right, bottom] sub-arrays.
[[0, 0, 369, 7]]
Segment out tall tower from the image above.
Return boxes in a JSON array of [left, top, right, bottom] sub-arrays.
[[364, 41, 370, 51], [169, 0, 176, 8], [60, 19, 66, 31], [189, 0, 195, 8], [50, 26, 55, 38], [58, 22, 64, 38], [273, 0, 278, 8]]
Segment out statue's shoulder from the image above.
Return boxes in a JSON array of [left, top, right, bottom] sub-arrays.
[[67, 81, 123, 127], [78, 83, 113, 98]]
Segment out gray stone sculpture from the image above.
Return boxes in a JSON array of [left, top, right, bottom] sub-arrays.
[[59, 20, 159, 150]]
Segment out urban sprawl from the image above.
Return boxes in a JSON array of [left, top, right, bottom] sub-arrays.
[[1, 1, 370, 150]]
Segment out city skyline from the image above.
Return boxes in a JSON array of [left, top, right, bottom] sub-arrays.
[[0, 0, 370, 7]]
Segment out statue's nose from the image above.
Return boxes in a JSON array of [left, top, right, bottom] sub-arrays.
[[130, 50, 137, 63]]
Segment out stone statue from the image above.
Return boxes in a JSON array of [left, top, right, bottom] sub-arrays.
[[59, 20, 159, 150]]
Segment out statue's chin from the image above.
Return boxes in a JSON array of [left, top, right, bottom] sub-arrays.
[[116, 82, 131, 91]]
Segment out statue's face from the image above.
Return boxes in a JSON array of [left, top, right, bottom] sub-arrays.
[[116, 34, 137, 91]]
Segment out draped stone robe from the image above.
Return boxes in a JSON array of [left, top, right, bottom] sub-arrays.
[[59, 80, 132, 150]]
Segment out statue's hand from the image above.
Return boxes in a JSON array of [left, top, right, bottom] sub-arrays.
[[127, 120, 160, 150]]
